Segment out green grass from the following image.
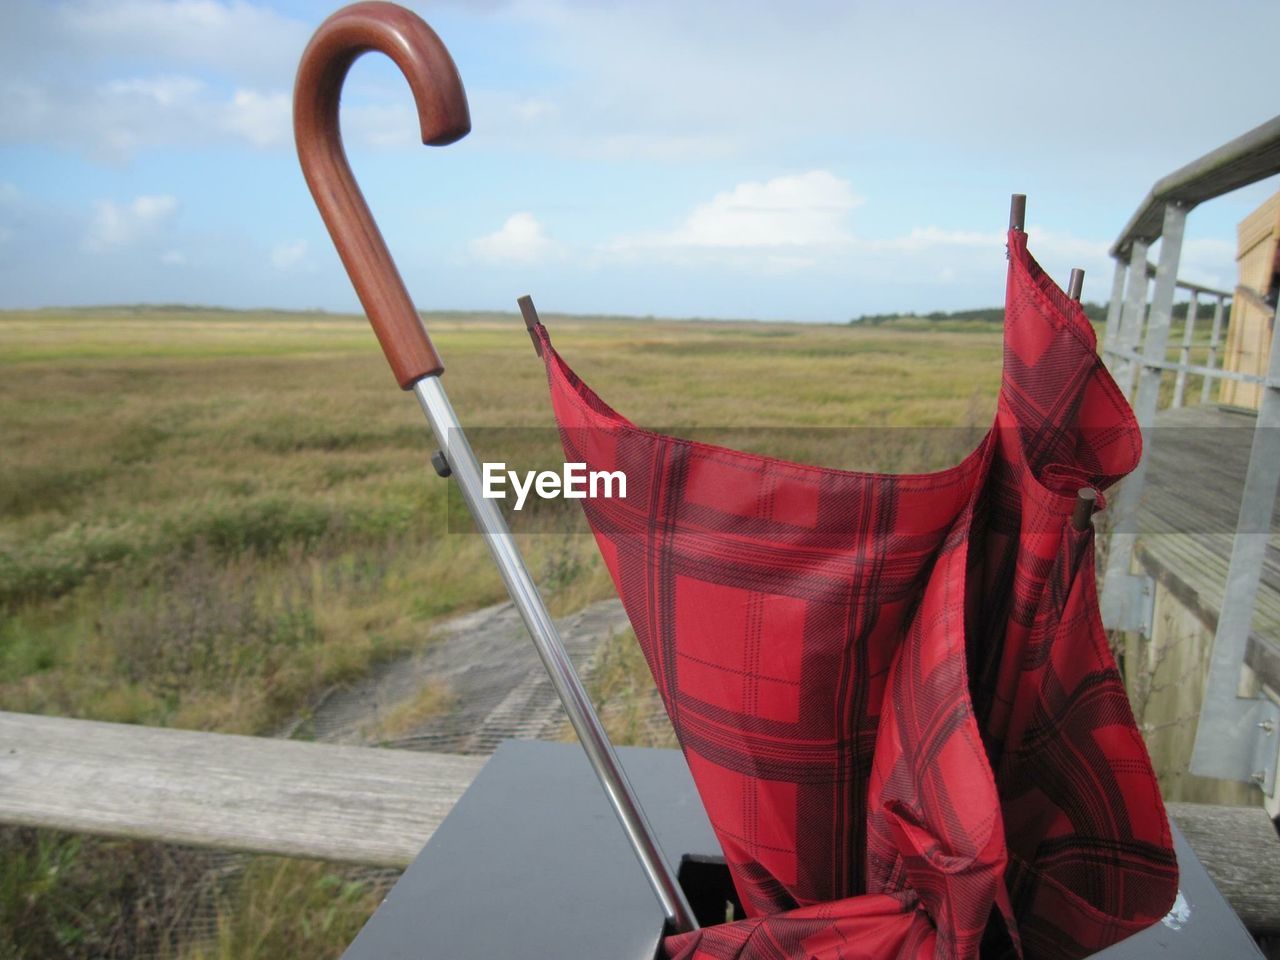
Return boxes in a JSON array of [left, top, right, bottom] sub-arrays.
[[179, 858, 392, 960], [0, 304, 1007, 958], [566, 626, 678, 750], [0, 825, 393, 960], [0, 306, 1007, 729]]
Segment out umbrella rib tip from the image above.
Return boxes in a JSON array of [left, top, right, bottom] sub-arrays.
[[517, 294, 544, 355]]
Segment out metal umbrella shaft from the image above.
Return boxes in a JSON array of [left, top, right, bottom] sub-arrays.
[[414, 376, 698, 933]]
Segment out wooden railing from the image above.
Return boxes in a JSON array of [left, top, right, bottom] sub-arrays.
[[1096, 115, 1280, 802], [1102, 270, 1234, 408], [0, 710, 483, 868], [2, 709, 1279, 932]]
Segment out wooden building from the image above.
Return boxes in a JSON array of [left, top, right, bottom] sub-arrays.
[[1221, 192, 1280, 409]]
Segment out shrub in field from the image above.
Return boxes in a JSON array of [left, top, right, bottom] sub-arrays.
[[0, 827, 392, 960], [0, 465, 105, 519], [0, 827, 216, 960], [170, 499, 333, 558], [184, 858, 393, 960], [0, 524, 136, 610]]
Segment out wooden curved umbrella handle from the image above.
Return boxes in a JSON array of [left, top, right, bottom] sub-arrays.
[[294, 1, 470, 387]]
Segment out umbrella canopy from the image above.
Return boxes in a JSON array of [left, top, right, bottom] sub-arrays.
[[530, 228, 1177, 959]]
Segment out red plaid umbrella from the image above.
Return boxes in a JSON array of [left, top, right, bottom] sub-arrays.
[[528, 227, 1178, 959]]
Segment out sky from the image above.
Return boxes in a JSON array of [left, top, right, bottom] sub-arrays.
[[1, 0, 1278, 323]]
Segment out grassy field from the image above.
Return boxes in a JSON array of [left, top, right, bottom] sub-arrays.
[[0, 305, 1006, 959]]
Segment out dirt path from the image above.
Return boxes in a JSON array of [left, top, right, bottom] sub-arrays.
[[288, 598, 634, 754]]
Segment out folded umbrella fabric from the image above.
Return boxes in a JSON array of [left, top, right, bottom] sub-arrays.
[[530, 229, 1177, 959]]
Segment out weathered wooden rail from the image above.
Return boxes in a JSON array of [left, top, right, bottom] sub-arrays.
[[0, 710, 483, 868], [2, 710, 1278, 932]]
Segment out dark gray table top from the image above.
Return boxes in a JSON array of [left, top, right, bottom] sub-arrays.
[[343, 740, 1261, 959]]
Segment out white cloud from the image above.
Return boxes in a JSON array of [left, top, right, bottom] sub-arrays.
[[880, 227, 1004, 251], [160, 249, 186, 265], [588, 134, 735, 163], [103, 75, 206, 106], [0, 2, 311, 158], [1174, 237, 1237, 292], [0, 71, 297, 159], [470, 213, 561, 264], [1023, 229, 1110, 264], [505, 0, 1280, 178], [57, 0, 308, 86], [875, 227, 1234, 299], [610, 171, 861, 254], [512, 97, 557, 123], [270, 240, 309, 272], [83, 194, 179, 251], [221, 89, 290, 148], [132, 195, 177, 221], [462, 87, 735, 162], [341, 101, 421, 149], [465, 90, 550, 124], [598, 176, 1130, 299], [1, 72, 426, 159]]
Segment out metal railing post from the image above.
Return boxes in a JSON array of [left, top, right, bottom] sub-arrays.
[[1173, 291, 1198, 407], [1190, 298, 1280, 793], [1101, 205, 1185, 630], [1202, 294, 1228, 404], [1103, 256, 1128, 356], [1112, 238, 1151, 390]]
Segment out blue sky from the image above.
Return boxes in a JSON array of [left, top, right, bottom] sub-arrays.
[[2, 0, 1277, 323]]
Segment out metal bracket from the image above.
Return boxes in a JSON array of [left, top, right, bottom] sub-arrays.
[[1192, 689, 1280, 797], [1109, 573, 1156, 636], [1250, 701, 1280, 797]]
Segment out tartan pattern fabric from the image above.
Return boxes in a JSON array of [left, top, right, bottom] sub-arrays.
[[532, 229, 1177, 959]]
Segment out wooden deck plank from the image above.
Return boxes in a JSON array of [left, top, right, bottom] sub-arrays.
[[1137, 404, 1280, 533], [0, 711, 485, 868], [1137, 534, 1280, 638], [1167, 801, 1280, 934]]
